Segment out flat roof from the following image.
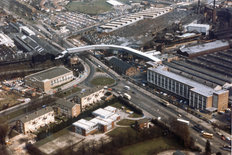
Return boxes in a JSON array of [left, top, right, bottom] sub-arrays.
[[90, 116, 113, 126], [148, 65, 228, 97], [92, 108, 114, 118], [25, 66, 72, 82], [20, 107, 53, 123], [180, 40, 229, 55], [186, 23, 210, 29], [109, 113, 120, 120], [104, 106, 116, 113], [72, 119, 97, 130]]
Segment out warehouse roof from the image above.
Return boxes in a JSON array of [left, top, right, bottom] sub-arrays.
[[179, 40, 229, 56], [25, 66, 72, 82], [20, 107, 53, 123], [77, 87, 104, 98], [104, 106, 117, 113], [148, 65, 228, 97], [106, 56, 133, 73]]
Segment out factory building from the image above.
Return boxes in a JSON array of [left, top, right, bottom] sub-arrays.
[[25, 66, 73, 93], [147, 65, 229, 112], [0, 33, 15, 48], [16, 107, 55, 134], [106, 56, 138, 76], [177, 40, 230, 58]]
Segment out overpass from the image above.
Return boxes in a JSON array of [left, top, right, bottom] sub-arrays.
[[65, 44, 162, 63]]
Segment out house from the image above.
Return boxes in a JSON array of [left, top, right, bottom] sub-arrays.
[[55, 98, 80, 118], [16, 107, 55, 134], [135, 118, 150, 130], [105, 56, 137, 76]]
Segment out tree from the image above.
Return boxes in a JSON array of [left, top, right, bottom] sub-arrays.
[[205, 140, 211, 155], [0, 117, 8, 145], [216, 152, 222, 155]]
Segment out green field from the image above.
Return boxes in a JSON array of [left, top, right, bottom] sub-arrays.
[[117, 119, 136, 126], [107, 127, 136, 137], [66, 0, 112, 15], [91, 76, 115, 86], [120, 137, 183, 155]]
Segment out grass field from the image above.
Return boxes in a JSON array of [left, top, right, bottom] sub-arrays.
[[120, 137, 183, 155], [91, 77, 115, 86], [117, 119, 136, 126], [107, 127, 136, 137], [66, 0, 112, 15]]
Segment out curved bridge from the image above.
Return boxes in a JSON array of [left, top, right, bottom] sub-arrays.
[[66, 44, 161, 63]]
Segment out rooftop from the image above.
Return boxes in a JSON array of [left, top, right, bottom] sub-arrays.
[[77, 87, 104, 98], [56, 98, 77, 109], [20, 107, 53, 123], [25, 66, 72, 82], [104, 106, 116, 113], [106, 56, 133, 72], [180, 40, 229, 55], [72, 119, 97, 131], [92, 108, 114, 118], [148, 65, 228, 97]]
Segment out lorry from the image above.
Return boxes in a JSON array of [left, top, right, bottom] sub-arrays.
[[123, 93, 131, 100]]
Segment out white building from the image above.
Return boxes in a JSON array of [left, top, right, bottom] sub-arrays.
[[19, 26, 36, 36], [16, 107, 55, 134], [185, 23, 210, 35], [72, 119, 98, 136], [0, 33, 15, 47]]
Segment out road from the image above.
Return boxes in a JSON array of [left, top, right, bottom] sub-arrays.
[[85, 57, 230, 154]]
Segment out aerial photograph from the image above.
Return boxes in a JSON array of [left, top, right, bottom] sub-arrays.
[[0, 0, 231, 155]]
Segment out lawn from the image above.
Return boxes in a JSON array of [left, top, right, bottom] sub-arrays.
[[117, 119, 136, 126], [91, 77, 115, 86], [107, 127, 136, 137], [66, 0, 112, 15], [128, 112, 143, 118], [120, 136, 183, 155], [55, 87, 81, 98]]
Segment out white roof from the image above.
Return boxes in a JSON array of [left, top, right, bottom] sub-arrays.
[[106, 0, 123, 6], [72, 119, 97, 131], [109, 113, 119, 121], [104, 106, 116, 113], [186, 23, 210, 29], [92, 108, 114, 118], [90, 116, 113, 126], [20, 26, 36, 36]]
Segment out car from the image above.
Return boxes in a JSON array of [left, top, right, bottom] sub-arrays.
[[178, 114, 182, 117], [131, 91, 136, 94]]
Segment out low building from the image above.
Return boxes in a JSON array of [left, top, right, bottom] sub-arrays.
[[55, 98, 80, 118], [106, 56, 137, 76], [92, 108, 120, 120], [90, 116, 115, 132], [135, 118, 150, 130], [25, 66, 73, 93], [16, 107, 55, 134], [147, 65, 229, 111], [177, 40, 230, 58], [72, 119, 98, 136], [76, 87, 106, 109], [0, 33, 15, 48], [184, 23, 210, 35]]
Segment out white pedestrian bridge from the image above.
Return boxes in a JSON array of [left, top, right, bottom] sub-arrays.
[[62, 44, 161, 63]]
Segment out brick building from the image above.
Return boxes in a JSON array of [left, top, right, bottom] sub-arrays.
[[16, 107, 55, 134], [25, 66, 73, 93]]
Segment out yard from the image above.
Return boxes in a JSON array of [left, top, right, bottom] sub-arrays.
[[120, 136, 184, 155], [90, 77, 115, 86], [66, 0, 112, 15]]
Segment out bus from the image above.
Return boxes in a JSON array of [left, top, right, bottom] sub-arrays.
[[202, 132, 213, 139], [177, 118, 190, 126]]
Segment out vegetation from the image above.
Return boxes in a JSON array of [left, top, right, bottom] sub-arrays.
[[55, 87, 81, 98], [66, 0, 112, 15], [205, 140, 211, 155], [90, 76, 115, 86], [0, 117, 8, 145], [117, 119, 136, 126], [128, 113, 143, 118]]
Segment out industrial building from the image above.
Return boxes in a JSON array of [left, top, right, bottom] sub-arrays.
[[16, 107, 55, 134], [147, 65, 229, 112], [177, 40, 230, 58], [25, 66, 73, 93], [55, 99, 81, 118], [0, 33, 15, 47], [72, 106, 120, 136], [106, 56, 138, 76], [76, 87, 106, 109], [184, 23, 211, 35]]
